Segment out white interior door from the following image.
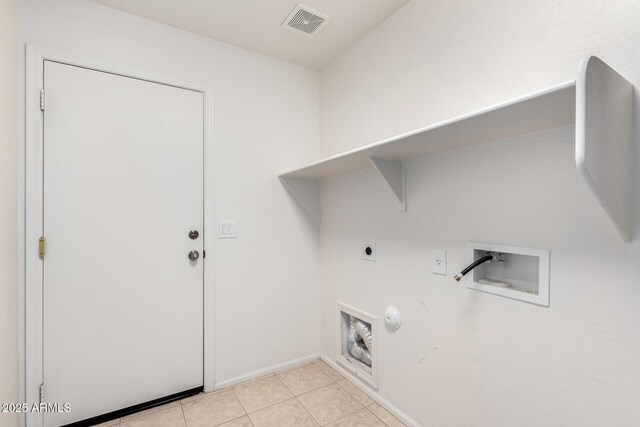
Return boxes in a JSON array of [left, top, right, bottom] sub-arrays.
[[42, 60, 204, 426]]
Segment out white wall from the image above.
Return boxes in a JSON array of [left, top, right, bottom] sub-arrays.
[[319, 1, 640, 426], [0, 0, 18, 426], [320, 0, 640, 157], [19, 0, 320, 389]]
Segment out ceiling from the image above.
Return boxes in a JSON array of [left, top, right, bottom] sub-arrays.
[[88, 0, 410, 69]]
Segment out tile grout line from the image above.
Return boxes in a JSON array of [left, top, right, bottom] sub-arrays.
[[275, 363, 335, 397], [365, 404, 388, 427], [336, 378, 375, 407], [273, 370, 308, 418], [343, 403, 401, 427], [272, 370, 297, 396], [240, 373, 295, 415], [328, 373, 373, 416], [312, 360, 399, 426], [295, 395, 324, 426], [230, 386, 249, 415], [232, 372, 300, 424], [323, 361, 405, 426], [315, 360, 363, 426], [228, 386, 254, 426], [366, 403, 402, 427], [333, 390, 365, 425], [219, 413, 253, 427], [320, 399, 366, 426], [182, 388, 252, 427], [291, 367, 364, 426], [179, 399, 187, 427], [275, 364, 325, 426]]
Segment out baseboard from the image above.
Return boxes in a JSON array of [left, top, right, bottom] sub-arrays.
[[320, 354, 421, 427], [214, 353, 320, 390]]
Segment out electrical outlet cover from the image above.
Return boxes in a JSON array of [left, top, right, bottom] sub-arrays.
[[433, 249, 446, 275]]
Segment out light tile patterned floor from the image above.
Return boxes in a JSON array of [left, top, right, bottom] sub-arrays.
[[93, 359, 405, 427]]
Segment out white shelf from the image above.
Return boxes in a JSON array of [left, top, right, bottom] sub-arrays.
[[279, 56, 634, 241], [576, 57, 634, 242]]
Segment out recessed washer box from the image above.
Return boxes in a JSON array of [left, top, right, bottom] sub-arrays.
[[466, 242, 550, 307]]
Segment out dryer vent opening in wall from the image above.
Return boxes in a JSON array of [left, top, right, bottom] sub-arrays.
[[337, 303, 378, 388], [282, 4, 330, 36]]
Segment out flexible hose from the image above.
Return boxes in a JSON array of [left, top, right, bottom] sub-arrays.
[[454, 254, 494, 281], [347, 316, 373, 367], [353, 318, 373, 352]]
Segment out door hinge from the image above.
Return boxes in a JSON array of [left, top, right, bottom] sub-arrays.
[[40, 90, 45, 111], [39, 236, 45, 258], [39, 383, 45, 403]]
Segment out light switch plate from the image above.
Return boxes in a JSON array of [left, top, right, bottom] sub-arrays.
[[433, 250, 446, 275], [219, 220, 237, 239]]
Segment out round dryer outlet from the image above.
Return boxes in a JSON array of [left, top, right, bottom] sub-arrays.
[[362, 242, 376, 261]]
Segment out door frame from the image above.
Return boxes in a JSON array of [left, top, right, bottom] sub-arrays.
[[20, 44, 215, 427]]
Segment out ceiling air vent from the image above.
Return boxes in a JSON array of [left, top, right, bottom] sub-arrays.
[[282, 4, 330, 36]]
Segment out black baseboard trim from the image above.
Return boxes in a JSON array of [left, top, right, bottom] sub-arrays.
[[62, 386, 203, 427]]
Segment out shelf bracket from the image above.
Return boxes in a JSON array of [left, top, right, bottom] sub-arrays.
[[576, 56, 635, 241], [369, 157, 406, 212], [279, 176, 321, 222]]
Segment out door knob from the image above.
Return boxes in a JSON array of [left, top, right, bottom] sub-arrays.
[[188, 250, 200, 261], [188, 230, 199, 240]]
